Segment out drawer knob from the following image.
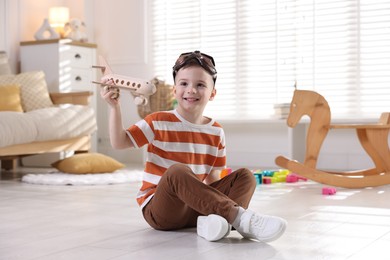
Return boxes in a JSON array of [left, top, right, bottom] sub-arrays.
[[75, 76, 82, 81], [75, 53, 81, 59]]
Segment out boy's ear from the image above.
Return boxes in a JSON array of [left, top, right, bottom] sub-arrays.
[[209, 88, 217, 101]]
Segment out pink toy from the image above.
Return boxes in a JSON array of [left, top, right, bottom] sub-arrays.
[[286, 173, 308, 183], [322, 187, 337, 195]]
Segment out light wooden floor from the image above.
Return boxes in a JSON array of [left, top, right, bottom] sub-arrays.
[[1, 166, 390, 260]]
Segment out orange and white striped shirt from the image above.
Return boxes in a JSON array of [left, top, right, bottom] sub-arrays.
[[126, 110, 226, 208]]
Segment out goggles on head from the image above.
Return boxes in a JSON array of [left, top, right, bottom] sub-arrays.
[[172, 51, 217, 83]]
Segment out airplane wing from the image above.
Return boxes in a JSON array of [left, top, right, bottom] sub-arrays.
[[92, 55, 157, 106]]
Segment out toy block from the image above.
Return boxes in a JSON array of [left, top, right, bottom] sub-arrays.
[[275, 175, 287, 182], [262, 170, 276, 177], [263, 177, 272, 184], [286, 173, 308, 183], [273, 172, 283, 177], [278, 169, 290, 175], [253, 172, 263, 184], [220, 168, 232, 179], [286, 173, 298, 183], [322, 187, 337, 195]]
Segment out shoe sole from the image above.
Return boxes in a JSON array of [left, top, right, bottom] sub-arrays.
[[197, 214, 230, 242], [258, 218, 287, 242], [263, 220, 287, 242]]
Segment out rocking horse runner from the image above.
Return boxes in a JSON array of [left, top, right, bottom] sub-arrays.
[[275, 89, 390, 188]]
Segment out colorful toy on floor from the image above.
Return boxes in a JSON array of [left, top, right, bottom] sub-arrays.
[[252, 169, 292, 184], [262, 177, 272, 184], [253, 170, 263, 184], [322, 187, 337, 195], [273, 170, 289, 182], [286, 173, 308, 183], [220, 168, 232, 179], [262, 170, 276, 177]]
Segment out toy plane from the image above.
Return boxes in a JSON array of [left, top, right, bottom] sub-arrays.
[[92, 55, 156, 105]]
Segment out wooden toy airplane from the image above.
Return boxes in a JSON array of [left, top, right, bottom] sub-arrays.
[[92, 55, 156, 105]]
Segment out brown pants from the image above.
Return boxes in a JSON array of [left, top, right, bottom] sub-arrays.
[[142, 164, 257, 230]]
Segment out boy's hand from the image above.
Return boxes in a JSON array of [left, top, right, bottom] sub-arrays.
[[100, 78, 120, 107]]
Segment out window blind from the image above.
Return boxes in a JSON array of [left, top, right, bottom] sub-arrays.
[[150, 0, 390, 120]]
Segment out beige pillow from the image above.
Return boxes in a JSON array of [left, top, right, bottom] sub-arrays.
[[52, 153, 125, 174], [0, 71, 53, 112], [0, 84, 23, 112]]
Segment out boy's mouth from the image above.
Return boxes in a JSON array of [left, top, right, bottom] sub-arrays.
[[184, 97, 200, 102]]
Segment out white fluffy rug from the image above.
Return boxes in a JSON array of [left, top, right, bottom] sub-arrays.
[[21, 169, 143, 186]]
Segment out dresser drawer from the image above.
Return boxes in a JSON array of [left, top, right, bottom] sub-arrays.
[[69, 69, 93, 91], [60, 46, 93, 69]]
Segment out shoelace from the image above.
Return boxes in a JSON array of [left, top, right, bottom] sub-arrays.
[[241, 210, 265, 234]]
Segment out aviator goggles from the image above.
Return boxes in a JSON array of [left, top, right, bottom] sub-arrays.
[[172, 51, 217, 83]]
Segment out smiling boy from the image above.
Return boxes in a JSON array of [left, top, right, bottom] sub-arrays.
[[100, 51, 287, 242]]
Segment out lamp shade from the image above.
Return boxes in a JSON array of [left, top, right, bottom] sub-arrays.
[[49, 7, 69, 27]]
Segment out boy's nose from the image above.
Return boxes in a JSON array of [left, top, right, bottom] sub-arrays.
[[188, 86, 197, 93]]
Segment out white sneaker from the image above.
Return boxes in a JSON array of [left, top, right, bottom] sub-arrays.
[[197, 214, 231, 241], [236, 210, 287, 242]]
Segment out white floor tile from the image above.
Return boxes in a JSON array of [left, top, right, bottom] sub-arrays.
[[1, 166, 390, 260]]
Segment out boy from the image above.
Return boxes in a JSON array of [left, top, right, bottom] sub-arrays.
[[100, 51, 287, 242]]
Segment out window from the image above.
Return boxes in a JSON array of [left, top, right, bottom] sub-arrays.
[[150, 0, 390, 120]]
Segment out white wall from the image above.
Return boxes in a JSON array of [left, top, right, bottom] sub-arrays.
[[1, 0, 385, 171], [223, 120, 375, 170], [90, 0, 150, 164], [0, 1, 5, 50]]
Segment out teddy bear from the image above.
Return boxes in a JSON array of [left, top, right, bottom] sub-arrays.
[[64, 18, 88, 42]]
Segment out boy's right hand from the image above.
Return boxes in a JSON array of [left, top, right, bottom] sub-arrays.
[[100, 78, 120, 107]]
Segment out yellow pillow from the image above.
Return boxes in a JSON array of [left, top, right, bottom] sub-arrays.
[[0, 71, 53, 112], [52, 153, 125, 174], [0, 84, 23, 112]]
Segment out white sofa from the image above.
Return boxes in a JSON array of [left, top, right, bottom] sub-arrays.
[[0, 55, 97, 171]]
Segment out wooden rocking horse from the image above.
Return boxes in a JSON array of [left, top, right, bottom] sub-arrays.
[[275, 89, 390, 188]]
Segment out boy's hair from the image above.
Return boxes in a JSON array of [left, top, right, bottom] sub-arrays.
[[173, 51, 217, 83]]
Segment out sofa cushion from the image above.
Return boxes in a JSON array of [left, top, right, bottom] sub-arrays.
[[0, 71, 53, 111], [52, 153, 125, 174], [0, 84, 23, 112], [0, 111, 38, 148], [0, 105, 97, 148], [27, 105, 97, 142]]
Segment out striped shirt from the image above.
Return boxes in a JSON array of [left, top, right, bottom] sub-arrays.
[[126, 109, 226, 208]]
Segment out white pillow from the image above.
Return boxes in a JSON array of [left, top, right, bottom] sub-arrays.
[[0, 71, 53, 111]]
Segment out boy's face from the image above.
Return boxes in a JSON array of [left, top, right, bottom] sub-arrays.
[[173, 65, 216, 116]]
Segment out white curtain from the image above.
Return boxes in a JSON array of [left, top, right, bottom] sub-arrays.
[[150, 0, 390, 120]]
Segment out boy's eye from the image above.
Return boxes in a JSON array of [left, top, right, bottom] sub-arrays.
[[180, 82, 188, 86]]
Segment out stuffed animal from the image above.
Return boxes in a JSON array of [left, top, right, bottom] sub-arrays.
[[64, 18, 88, 42]]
